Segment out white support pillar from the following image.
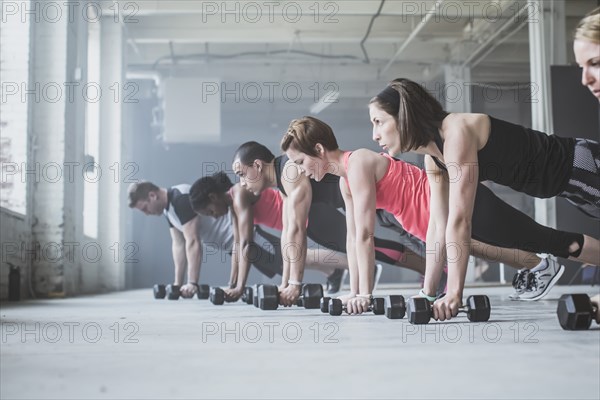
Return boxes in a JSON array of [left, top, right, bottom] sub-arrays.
[[443, 65, 472, 113], [29, 1, 69, 297], [528, 0, 567, 229], [98, 17, 126, 291]]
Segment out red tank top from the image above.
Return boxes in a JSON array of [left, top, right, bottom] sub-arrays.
[[252, 188, 284, 231], [342, 151, 430, 241]]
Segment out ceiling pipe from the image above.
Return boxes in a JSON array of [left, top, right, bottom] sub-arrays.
[[461, 2, 530, 68], [380, 0, 444, 75]]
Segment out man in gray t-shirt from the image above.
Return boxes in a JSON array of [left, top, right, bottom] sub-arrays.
[[128, 181, 233, 298]]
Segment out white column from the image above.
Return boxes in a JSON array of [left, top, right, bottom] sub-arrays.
[[29, 1, 69, 296], [443, 65, 472, 113], [97, 16, 126, 290], [528, 0, 567, 229]]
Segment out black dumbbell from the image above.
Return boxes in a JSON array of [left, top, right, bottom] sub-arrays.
[[197, 284, 210, 300], [320, 297, 331, 313], [166, 284, 181, 300], [257, 284, 324, 310], [153, 284, 166, 299], [241, 286, 253, 304], [210, 287, 225, 305], [322, 295, 404, 318], [328, 297, 385, 316], [299, 284, 323, 309], [385, 295, 406, 319], [258, 284, 279, 310], [406, 295, 490, 324], [557, 293, 599, 330], [253, 284, 261, 307]]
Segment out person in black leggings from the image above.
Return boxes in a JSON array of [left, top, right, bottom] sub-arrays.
[[369, 78, 599, 320]]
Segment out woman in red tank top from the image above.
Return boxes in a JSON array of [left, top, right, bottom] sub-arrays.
[[281, 116, 546, 314]]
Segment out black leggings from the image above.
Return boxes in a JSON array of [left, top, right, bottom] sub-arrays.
[[471, 183, 584, 259], [560, 139, 600, 220], [307, 203, 409, 265], [247, 225, 283, 279]]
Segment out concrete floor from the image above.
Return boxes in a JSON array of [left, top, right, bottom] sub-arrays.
[[1, 284, 599, 400]]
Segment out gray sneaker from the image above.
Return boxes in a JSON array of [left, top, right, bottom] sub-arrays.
[[519, 257, 565, 301], [509, 268, 530, 300]]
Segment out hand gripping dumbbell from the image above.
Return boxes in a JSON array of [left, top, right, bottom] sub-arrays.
[[327, 297, 384, 316], [257, 284, 323, 310], [323, 295, 405, 319], [153, 284, 166, 299], [406, 295, 491, 324], [557, 293, 599, 330]]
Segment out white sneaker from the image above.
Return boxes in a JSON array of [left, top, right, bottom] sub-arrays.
[[519, 257, 565, 301], [509, 268, 530, 300], [372, 264, 383, 292]]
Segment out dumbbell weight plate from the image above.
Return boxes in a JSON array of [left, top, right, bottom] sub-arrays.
[[557, 293, 594, 330], [153, 284, 166, 299], [301, 284, 324, 309], [372, 298, 385, 315], [209, 287, 225, 305], [328, 298, 343, 316], [253, 285, 260, 307], [465, 295, 491, 322], [258, 285, 279, 310], [197, 284, 210, 300], [384, 295, 406, 319], [166, 284, 181, 300], [242, 286, 253, 304], [320, 297, 331, 313], [406, 297, 431, 324]]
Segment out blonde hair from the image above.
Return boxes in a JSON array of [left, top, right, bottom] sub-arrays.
[[574, 7, 599, 44]]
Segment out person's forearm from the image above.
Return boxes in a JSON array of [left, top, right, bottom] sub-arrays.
[[279, 226, 291, 287], [356, 233, 375, 295], [185, 239, 202, 283], [423, 227, 447, 297], [445, 220, 472, 298], [346, 237, 359, 294], [235, 240, 254, 289], [286, 224, 306, 283], [229, 242, 240, 286], [172, 243, 187, 285]]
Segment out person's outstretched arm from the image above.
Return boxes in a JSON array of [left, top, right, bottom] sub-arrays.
[[434, 118, 479, 321], [180, 216, 203, 298], [343, 151, 377, 315], [170, 228, 187, 287], [224, 188, 256, 301], [279, 164, 312, 306], [422, 155, 449, 301]]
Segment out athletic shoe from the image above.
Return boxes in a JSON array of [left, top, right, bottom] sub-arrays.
[[508, 268, 530, 300], [373, 263, 383, 292], [325, 269, 347, 295], [519, 257, 565, 301]]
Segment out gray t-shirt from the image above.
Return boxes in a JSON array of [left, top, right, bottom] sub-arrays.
[[164, 184, 234, 251]]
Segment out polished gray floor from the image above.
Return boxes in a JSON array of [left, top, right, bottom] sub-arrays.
[[1, 284, 599, 400]]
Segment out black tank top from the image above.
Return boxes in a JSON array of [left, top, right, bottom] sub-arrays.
[[274, 155, 345, 209], [431, 115, 575, 198]]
